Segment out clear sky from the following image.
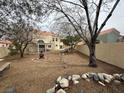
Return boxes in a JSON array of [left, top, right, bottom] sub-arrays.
[[40, 0, 124, 35]]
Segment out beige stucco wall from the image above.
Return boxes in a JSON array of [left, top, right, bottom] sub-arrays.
[[76, 42, 124, 69], [0, 47, 10, 58]]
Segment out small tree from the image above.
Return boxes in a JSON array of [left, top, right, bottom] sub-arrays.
[[9, 20, 33, 58], [51, 20, 81, 50], [44, 0, 120, 67], [0, 0, 50, 57], [62, 35, 80, 50]]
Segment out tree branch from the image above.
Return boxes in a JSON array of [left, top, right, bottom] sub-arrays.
[[96, 0, 120, 38]]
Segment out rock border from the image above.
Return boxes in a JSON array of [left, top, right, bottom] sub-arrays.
[[46, 73, 124, 93]]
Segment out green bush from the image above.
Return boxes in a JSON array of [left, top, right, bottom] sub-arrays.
[[8, 45, 18, 56]]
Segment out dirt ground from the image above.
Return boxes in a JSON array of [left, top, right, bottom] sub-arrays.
[[0, 52, 124, 93]]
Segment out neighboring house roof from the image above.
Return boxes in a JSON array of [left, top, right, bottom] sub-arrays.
[[0, 40, 12, 44], [39, 31, 55, 36], [99, 28, 120, 36], [33, 29, 55, 36]]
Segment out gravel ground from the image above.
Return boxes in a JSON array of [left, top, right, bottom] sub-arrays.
[[0, 52, 124, 93]]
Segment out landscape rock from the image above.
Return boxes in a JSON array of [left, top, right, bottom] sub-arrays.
[[114, 80, 121, 85], [120, 73, 124, 80], [72, 75, 81, 81], [85, 73, 90, 78], [57, 76, 62, 83], [68, 76, 72, 81], [86, 79, 90, 82], [103, 74, 113, 83], [98, 81, 105, 86], [56, 89, 66, 93], [88, 73, 96, 78], [46, 85, 57, 93], [93, 74, 99, 81], [73, 80, 79, 85], [82, 74, 88, 79], [59, 78, 69, 88], [113, 74, 121, 79], [98, 73, 105, 81], [4, 86, 16, 93], [105, 79, 111, 83], [0, 59, 4, 62]]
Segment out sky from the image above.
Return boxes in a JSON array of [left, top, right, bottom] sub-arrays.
[[103, 0, 124, 35], [40, 0, 124, 35]]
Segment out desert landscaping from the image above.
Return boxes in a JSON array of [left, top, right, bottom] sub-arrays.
[[0, 52, 124, 93]]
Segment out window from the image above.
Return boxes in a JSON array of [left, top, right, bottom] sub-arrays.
[[60, 45, 63, 49], [48, 45, 51, 48], [53, 38, 54, 41], [56, 44, 58, 47], [56, 38, 58, 41], [2, 45, 4, 47]]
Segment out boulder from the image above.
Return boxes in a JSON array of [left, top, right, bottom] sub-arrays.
[[105, 79, 111, 83], [98, 81, 105, 86], [113, 74, 121, 79], [98, 73, 105, 81], [72, 75, 80, 81], [120, 73, 124, 80], [68, 76, 72, 81], [73, 80, 79, 85], [0, 59, 4, 62], [114, 80, 121, 85], [93, 74, 99, 81], [103, 74, 113, 83], [88, 73, 96, 78], [82, 74, 88, 79], [86, 79, 90, 82], [56, 89, 66, 93], [57, 76, 62, 83], [59, 78, 69, 88], [46, 87, 55, 93]]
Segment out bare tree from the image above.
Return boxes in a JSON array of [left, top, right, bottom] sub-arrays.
[[8, 20, 33, 58], [0, 0, 51, 57], [44, 0, 120, 67], [0, 0, 51, 35]]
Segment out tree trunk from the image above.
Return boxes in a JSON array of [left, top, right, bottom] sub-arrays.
[[88, 44, 97, 67], [20, 50, 24, 58]]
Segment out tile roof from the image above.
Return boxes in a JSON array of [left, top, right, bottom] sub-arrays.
[[100, 28, 120, 36], [0, 40, 12, 44], [39, 31, 55, 36], [33, 29, 55, 36]]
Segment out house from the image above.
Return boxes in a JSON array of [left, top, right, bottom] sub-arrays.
[[0, 40, 12, 48], [98, 28, 120, 43], [26, 30, 64, 54]]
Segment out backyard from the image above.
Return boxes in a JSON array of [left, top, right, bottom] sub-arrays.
[[0, 52, 124, 93]]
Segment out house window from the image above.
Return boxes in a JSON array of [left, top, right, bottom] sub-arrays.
[[56, 38, 58, 41], [60, 45, 63, 49], [56, 44, 58, 47], [48, 45, 51, 48], [53, 38, 54, 41]]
